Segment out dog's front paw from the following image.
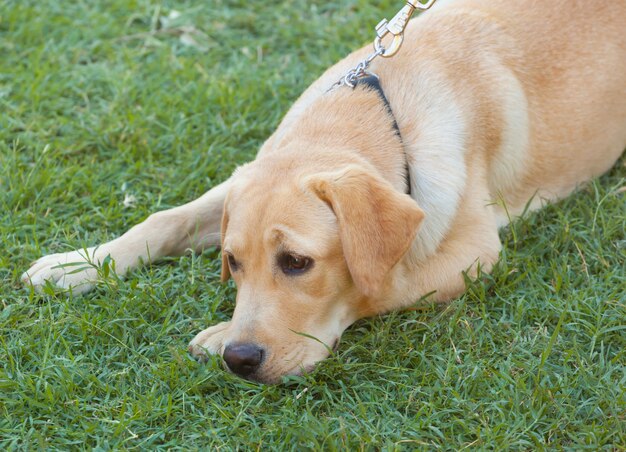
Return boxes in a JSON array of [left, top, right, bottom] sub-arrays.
[[188, 321, 231, 362], [21, 247, 105, 294]]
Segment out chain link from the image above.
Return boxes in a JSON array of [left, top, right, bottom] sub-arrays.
[[331, 48, 383, 89], [331, 0, 437, 89]]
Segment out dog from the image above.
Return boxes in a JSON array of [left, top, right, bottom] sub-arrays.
[[22, 0, 626, 383]]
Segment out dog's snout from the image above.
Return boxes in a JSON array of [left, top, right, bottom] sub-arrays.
[[223, 343, 265, 377]]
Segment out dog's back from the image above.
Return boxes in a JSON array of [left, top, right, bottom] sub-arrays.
[[281, 0, 626, 216], [451, 0, 626, 192]]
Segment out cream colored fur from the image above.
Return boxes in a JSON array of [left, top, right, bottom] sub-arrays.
[[22, 0, 626, 383]]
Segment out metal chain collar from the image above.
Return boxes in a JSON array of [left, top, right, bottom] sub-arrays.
[[332, 0, 437, 89]]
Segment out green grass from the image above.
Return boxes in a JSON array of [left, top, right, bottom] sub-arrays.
[[1, 0, 625, 449]]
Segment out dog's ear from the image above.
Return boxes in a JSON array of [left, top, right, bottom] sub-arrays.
[[220, 206, 231, 282], [307, 166, 424, 297]]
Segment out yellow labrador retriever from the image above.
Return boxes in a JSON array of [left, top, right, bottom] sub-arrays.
[[22, 0, 626, 383]]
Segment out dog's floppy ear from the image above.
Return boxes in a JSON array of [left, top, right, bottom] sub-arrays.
[[220, 206, 231, 282], [307, 166, 424, 297]]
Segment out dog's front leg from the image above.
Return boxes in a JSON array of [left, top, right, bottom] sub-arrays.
[[21, 178, 231, 294], [411, 210, 503, 305], [374, 206, 504, 315]]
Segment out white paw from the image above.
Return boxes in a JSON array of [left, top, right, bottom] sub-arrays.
[[188, 321, 231, 362], [21, 247, 107, 294]]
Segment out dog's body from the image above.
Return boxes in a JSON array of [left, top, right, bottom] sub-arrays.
[[23, 0, 626, 382]]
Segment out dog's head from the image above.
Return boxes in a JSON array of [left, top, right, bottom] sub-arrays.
[[216, 158, 423, 383]]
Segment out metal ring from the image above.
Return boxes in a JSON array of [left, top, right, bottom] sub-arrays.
[[374, 34, 404, 58], [409, 0, 436, 10]]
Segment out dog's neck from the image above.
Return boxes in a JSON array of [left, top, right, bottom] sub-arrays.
[[268, 85, 410, 194]]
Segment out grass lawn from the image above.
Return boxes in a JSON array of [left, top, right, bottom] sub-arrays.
[[1, 0, 625, 449]]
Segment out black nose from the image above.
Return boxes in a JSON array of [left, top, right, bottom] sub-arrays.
[[223, 343, 265, 377]]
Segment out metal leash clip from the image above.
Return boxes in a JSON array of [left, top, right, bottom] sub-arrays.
[[374, 0, 436, 58], [331, 0, 437, 89]]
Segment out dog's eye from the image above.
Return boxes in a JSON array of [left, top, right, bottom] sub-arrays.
[[278, 253, 313, 275], [227, 253, 240, 272]]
